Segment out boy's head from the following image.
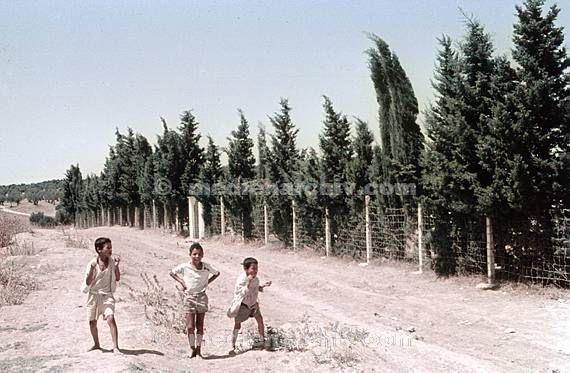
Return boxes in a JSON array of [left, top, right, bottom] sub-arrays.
[[243, 257, 258, 277], [189, 242, 204, 264], [95, 237, 112, 257]]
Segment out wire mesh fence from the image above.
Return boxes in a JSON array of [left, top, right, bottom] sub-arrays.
[[491, 210, 570, 286], [207, 198, 570, 287], [73, 195, 570, 287]]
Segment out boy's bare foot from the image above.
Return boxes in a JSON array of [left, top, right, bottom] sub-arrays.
[[112, 348, 122, 354], [87, 345, 101, 352]]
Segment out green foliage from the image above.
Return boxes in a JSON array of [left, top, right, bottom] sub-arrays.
[[424, 3, 569, 275], [179, 110, 204, 196], [268, 99, 299, 243], [257, 124, 270, 181], [511, 0, 569, 212], [367, 34, 423, 209], [0, 180, 63, 206], [347, 118, 374, 213], [226, 110, 256, 238], [7, 190, 22, 207], [26, 190, 41, 206], [295, 148, 324, 241], [154, 118, 185, 206], [199, 136, 223, 232], [134, 134, 154, 206], [29, 212, 56, 228], [60, 164, 83, 224], [318, 96, 353, 238], [114, 128, 139, 207], [83, 175, 100, 213]]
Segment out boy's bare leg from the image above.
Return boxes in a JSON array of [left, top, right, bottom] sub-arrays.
[[88, 320, 100, 351], [195, 313, 205, 357], [231, 321, 241, 352], [186, 313, 197, 357], [254, 314, 265, 340], [106, 316, 120, 352]]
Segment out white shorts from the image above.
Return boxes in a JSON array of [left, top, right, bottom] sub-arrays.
[[87, 293, 115, 321]]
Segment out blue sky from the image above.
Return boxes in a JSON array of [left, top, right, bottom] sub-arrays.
[[1, 0, 568, 185]]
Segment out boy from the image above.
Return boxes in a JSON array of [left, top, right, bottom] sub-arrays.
[[170, 242, 220, 358], [83, 237, 121, 353], [228, 257, 271, 352]]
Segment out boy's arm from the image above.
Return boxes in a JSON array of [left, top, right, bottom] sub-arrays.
[[114, 256, 121, 282], [259, 280, 272, 292], [234, 275, 250, 297], [206, 263, 220, 285], [208, 272, 220, 284], [169, 271, 187, 290], [85, 262, 96, 286]]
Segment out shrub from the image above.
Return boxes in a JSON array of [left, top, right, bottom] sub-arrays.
[[29, 212, 56, 228]]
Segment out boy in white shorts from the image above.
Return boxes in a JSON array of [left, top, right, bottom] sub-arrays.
[[83, 237, 121, 353]]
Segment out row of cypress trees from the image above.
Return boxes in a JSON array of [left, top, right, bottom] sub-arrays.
[[58, 0, 568, 274]]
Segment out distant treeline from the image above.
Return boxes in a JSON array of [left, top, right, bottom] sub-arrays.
[[0, 180, 63, 207]]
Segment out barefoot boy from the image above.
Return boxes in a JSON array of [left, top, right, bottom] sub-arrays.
[[83, 237, 121, 353]]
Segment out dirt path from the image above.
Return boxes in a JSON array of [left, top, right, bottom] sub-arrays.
[[0, 206, 31, 217], [0, 226, 568, 372], [0, 201, 56, 217]]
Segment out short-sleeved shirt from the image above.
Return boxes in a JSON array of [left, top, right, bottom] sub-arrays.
[[236, 273, 260, 307], [84, 257, 116, 295], [172, 261, 219, 294]]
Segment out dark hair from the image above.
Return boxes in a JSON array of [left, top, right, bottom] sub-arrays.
[[242, 257, 258, 269], [189, 242, 204, 254], [94, 237, 112, 253]]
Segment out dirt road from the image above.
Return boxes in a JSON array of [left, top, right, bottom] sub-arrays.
[[0, 226, 568, 372], [0, 206, 31, 217]]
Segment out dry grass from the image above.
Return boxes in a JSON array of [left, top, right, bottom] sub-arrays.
[[60, 228, 90, 249], [0, 262, 39, 307], [127, 273, 186, 334], [0, 215, 29, 248], [1, 240, 43, 257], [207, 233, 248, 245], [259, 314, 365, 368]]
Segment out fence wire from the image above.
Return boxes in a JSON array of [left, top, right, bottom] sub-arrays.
[[76, 198, 569, 287]]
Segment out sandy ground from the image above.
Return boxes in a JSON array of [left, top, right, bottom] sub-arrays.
[[0, 226, 569, 372]]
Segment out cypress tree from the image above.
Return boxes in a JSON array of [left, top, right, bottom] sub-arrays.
[[226, 110, 256, 238], [268, 99, 299, 244]]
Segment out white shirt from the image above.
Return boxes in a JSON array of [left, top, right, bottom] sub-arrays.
[[172, 261, 219, 294], [83, 257, 117, 295], [236, 272, 260, 307]]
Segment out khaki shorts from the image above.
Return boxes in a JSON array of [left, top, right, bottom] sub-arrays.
[[183, 292, 209, 314], [87, 293, 115, 321], [235, 302, 261, 323]]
